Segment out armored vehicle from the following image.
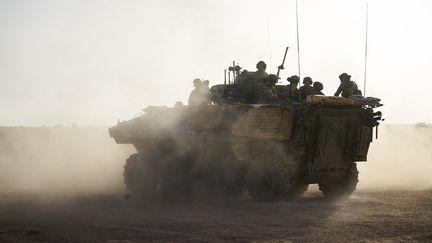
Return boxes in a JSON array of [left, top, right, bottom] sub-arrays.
[[109, 71, 382, 200]]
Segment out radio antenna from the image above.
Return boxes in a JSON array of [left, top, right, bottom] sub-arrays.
[[363, 3, 369, 96], [265, 7, 272, 70], [224, 69, 227, 85], [295, 0, 301, 85]]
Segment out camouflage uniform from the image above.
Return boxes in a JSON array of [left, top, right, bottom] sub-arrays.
[[254, 61, 268, 78], [313, 81, 325, 95], [334, 73, 359, 98], [188, 78, 208, 106], [260, 74, 279, 103], [299, 77, 315, 100], [281, 75, 300, 101], [241, 61, 267, 103], [201, 80, 211, 105]]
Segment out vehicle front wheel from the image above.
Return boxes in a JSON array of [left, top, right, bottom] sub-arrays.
[[123, 153, 158, 198]]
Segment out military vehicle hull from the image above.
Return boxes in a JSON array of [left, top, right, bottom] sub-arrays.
[[109, 96, 381, 200]]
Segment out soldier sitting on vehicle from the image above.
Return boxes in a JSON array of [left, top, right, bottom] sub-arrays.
[[202, 80, 210, 92], [299, 76, 315, 100], [201, 80, 211, 105], [240, 61, 269, 103], [313, 81, 325, 95], [188, 78, 210, 106], [334, 73, 362, 98], [260, 74, 279, 103], [280, 75, 301, 102], [235, 69, 250, 86], [255, 61, 268, 78]]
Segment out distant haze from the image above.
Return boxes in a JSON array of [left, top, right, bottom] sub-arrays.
[[0, 125, 431, 195], [0, 0, 431, 126]]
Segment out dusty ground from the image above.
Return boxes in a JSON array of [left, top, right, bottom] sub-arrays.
[[1, 189, 431, 242], [1, 126, 432, 242]]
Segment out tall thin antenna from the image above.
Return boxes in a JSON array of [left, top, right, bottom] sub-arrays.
[[224, 69, 227, 85], [295, 0, 301, 84], [265, 7, 272, 69], [232, 60, 236, 80], [363, 3, 369, 96]]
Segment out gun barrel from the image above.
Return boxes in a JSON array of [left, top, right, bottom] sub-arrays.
[[281, 46, 289, 64], [277, 46, 289, 79]]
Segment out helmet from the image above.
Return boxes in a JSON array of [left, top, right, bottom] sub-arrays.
[[303, 76, 313, 84], [339, 73, 351, 80], [266, 74, 278, 83], [313, 81, 323, 91], [256, 61, 267, 69], [287, 75, 300, 83], [193, 78, 201, 86]]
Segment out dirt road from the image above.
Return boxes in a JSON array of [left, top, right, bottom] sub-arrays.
[[1, 189, 431, 242]]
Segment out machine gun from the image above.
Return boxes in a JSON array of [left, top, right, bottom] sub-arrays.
[[276, 46, 289, 80]]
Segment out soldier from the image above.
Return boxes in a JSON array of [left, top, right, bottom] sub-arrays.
[[236, 69, 249, 86], [255, 61, 268, 78], [299, 76, 315, 100], [243, 61, 268, 103], [200, 80, 211, 105], [202, 80, 210, 93], [260, 74, 279, 103], [282, 75, 301, 101], [334, 73, 360, 98], [313, 81, 325, 95], [188, 78, 206, 106]]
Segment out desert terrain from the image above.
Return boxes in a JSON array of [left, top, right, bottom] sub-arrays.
[[0, 125, 431, 242]]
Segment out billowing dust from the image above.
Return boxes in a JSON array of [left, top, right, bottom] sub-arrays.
[[358, 124, 432, 190], [0, 127, 134, 196], [0, 124, 431, 196]]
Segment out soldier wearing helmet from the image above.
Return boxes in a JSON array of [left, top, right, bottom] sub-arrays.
[[281, 75, 301, 101], [299, 76, 315, 100], [313, 81, 325, 95], [334, 73, 360, 98], [260, 74, 279, 103], [188, 78, 207, 106], [201, 80, 211, 105], [255, 61, 268, 78]]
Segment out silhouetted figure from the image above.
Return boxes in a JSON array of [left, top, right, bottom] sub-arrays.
[[201, 80, 211, 105], [299, 76, 315, 100], [260, 74, 279, 103], [242, 61, 268, 103], [334, 73, 360, 98], [281, 75, 300, 101], [188, 78, 208, 106], [255, 61, 268, 78], [313, 81, 325, 95]]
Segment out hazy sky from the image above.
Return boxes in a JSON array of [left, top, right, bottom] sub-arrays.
[[0, 0, 431, 126]]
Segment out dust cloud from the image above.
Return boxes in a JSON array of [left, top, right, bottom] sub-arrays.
[[358, 124, 432, 190], [0, 126, 134, 197], [0, 124, 431, 197]]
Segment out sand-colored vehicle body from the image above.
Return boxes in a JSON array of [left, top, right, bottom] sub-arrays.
[[109, 94, 381, 200]]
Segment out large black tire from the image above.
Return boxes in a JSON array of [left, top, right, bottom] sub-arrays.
[[318, 163, 359, 198], [123, 153, 158, 198], [158, 154, 190, 198], [221, 159, 246, 198], [246, 154, 307, 201], [191, 151, 245, 199], [193, 160, 227, 198]]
